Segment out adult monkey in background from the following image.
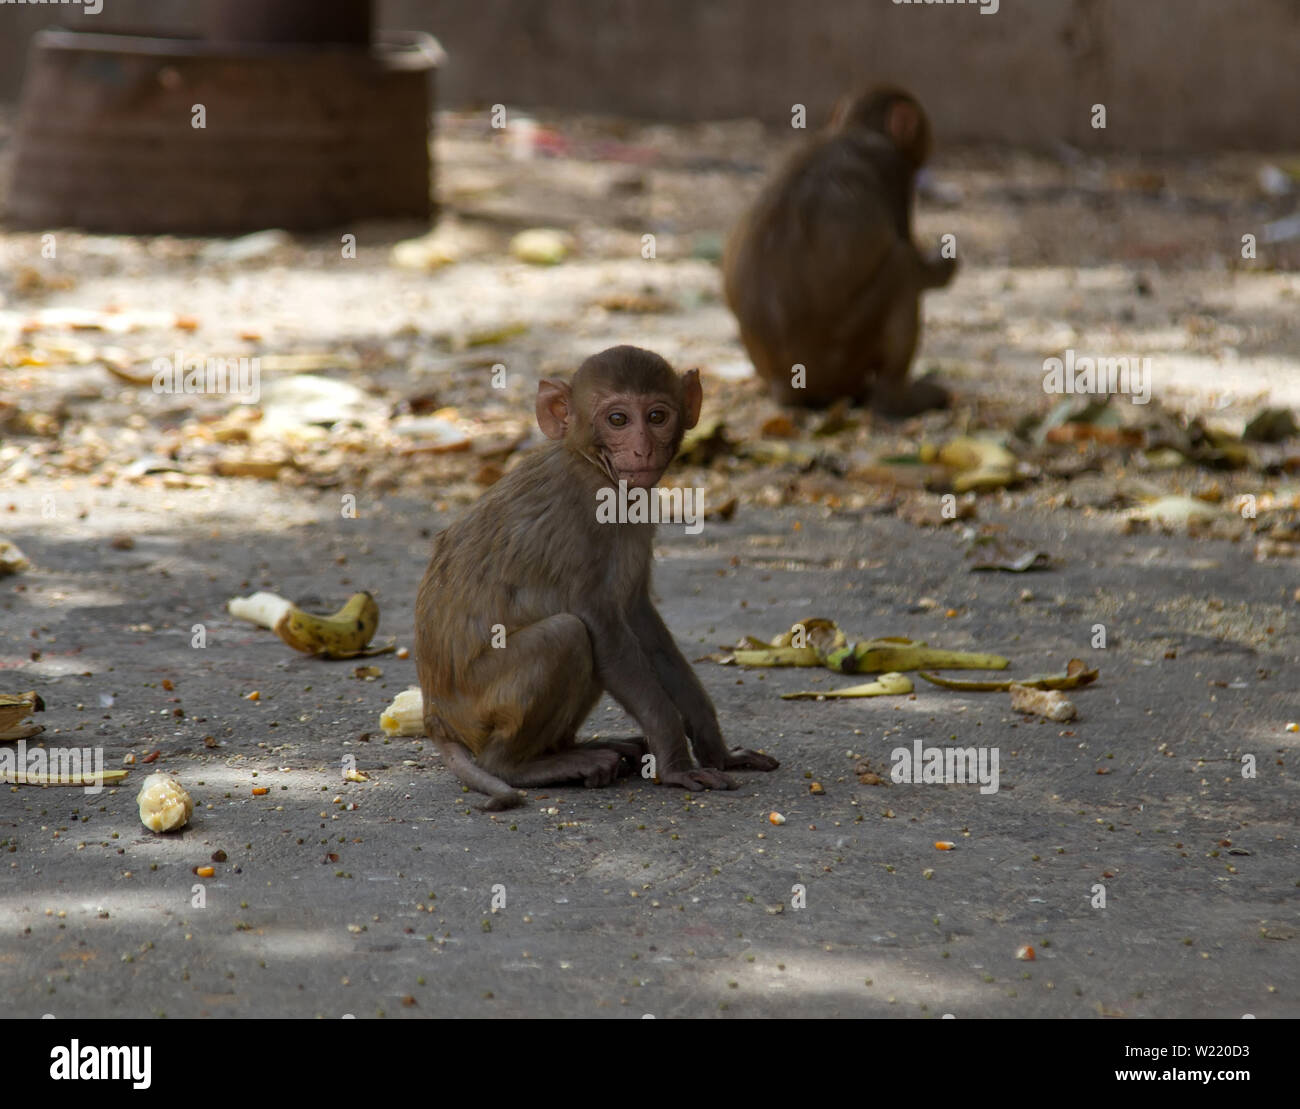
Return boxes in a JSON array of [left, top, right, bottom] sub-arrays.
[[415, 345, 779, 811], [724, 86, 957, 414]]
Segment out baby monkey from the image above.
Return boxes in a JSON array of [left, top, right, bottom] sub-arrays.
[[415, 345, 779, 810]]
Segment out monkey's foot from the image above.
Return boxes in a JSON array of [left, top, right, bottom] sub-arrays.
[[872, 377, 950, 418], [492, 746, 624, 790], [659, 767, 737, 792], [477, 790, 527, 812], [579, 748, 625, 788], [722, 748, 780, 772]]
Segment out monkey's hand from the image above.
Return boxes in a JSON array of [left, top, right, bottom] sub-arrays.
[[659, 767, 737, 792], [695, 737, 779, 773], [920, 251, 958, 289], [721, 747, 780, 772]]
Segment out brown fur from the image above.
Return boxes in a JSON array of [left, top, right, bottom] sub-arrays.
[[415, 345, 778, 810], [723, 86, 956, 414]]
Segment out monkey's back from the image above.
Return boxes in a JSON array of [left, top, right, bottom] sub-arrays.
[[724, 131, 919, 401], [415, 443, 653, 696]]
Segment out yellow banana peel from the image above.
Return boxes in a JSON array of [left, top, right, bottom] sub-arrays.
[[782, 672, 914, 700], [274, 592, 380, 659]]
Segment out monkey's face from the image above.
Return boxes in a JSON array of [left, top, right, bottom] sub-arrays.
[[591, 392, 683, 489]]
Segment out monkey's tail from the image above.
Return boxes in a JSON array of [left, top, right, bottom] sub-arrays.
[[432, 734, 526, 812]]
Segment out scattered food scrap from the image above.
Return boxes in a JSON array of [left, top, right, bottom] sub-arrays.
[[380, 688, 425, 737], [1009, 684, 1079, 722], [0, 539, 30, 576], [0, 690, 44, 741], [510, 228, 574, 264], [137, 773, 193, 833]]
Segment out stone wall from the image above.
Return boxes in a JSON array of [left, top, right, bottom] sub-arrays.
[[2, 0, 1297, 149]]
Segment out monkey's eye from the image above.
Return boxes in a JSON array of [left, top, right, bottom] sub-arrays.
[[607, 412, 629, 428], [647, 408, 668, 425]]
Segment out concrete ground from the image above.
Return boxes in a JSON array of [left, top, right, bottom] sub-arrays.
[[3, 477, 1296, 1018], [1, 111, 1297, 1018]]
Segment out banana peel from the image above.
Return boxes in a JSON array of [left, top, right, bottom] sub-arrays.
[[783, 672, 913, 700], [825, 640, 1009, 674], [918, 659, 1098, 692], [733, 645, 821, 667], [724, 620, 1100, 707], [274, 592, 386, 659], [731, 618, 846, 667], [0, 691, 44, 742], [729, 619, 1008, 675], [922, 436, 1020, 493], [228, 590, 294, 630], [3, 769, 130, 786]]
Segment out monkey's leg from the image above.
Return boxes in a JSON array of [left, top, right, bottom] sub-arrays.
[[867, 247, 956, 416], [473, 615, 623, 791], [863, 284, 951, 417], [740, 332, 809, 408], [582, 610, 738, 793], [582, 737, 648, 761], [429, 614, 607, 809], [577, 736, 648, 778], [628, 601, 780, 777], [872, 375, 950, 418], [491, 745, 624, 788]]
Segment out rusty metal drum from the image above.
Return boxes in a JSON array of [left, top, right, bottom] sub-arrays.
[[7, 25, 442, 233]]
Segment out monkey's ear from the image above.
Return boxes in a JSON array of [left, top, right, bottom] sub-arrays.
[[536, 379, 573, 440], [885, 99, 923, 153], [680, 368, 703, 430], [829, 95, 852, 131]]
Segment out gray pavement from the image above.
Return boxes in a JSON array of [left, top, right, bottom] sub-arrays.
[[3, 476, 1295, 1018]]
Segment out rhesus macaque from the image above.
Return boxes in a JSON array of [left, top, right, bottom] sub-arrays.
[[723, 85, 957, 415], [415, 345, 779, 811]]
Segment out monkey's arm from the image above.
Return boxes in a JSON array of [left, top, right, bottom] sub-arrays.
[[581, 608, 737, 790], [627, 599, 779, 774], [918, 248, 958, 289]]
